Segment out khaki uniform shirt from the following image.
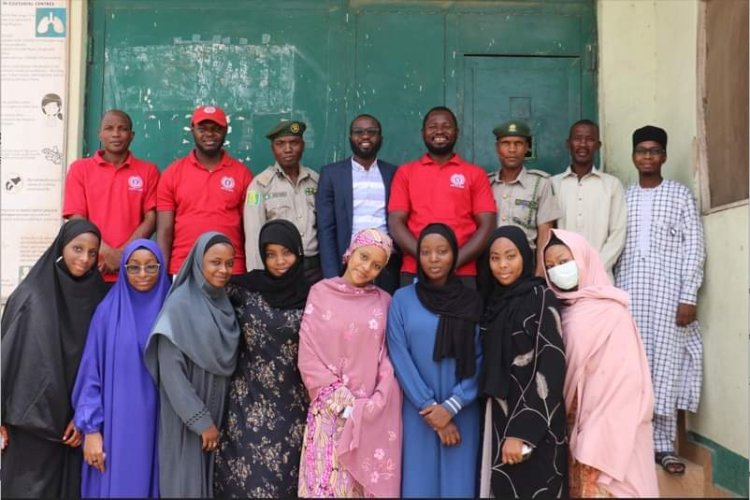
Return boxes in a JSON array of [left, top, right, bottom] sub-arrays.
[[244, 162, 319, 270], [551, 166, 627, 277], [489, 166, 562, 249]]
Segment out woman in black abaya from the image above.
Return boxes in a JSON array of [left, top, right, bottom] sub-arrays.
[[1, 219, 107, 497]]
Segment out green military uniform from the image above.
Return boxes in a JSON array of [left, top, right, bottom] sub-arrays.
[[490, 120, 562, 249], [243, 120, 320, 272]]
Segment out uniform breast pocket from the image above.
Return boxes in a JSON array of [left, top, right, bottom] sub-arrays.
[[512, 198, 538, 229], [653, 218, 682, 253], [265, 196, 292, 219]]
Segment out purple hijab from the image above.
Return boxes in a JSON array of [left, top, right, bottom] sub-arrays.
[[71, 239, 170, 498]]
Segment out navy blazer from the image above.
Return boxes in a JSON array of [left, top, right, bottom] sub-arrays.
[[316, 157, 399, 279]]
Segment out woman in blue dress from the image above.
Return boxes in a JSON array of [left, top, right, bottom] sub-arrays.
[[387, 223, 483, 497]]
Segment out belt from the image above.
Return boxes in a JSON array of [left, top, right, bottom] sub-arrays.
[[304, 254, 320, 270]]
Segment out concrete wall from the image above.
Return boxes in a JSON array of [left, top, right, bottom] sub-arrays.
[[691, 204, 749, 457], [598, 0, 748, 460], [598, 0, 698, 189]]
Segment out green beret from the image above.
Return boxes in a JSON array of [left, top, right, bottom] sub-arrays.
[[493, 120, 531, 139], [266, 120, 306, 140]]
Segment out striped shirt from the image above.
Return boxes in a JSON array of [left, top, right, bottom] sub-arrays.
[[351, 158, 387, 237]]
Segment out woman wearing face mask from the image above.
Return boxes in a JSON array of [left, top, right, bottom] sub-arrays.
[[387, 223, 483, 498], [477, 226, 567, 498], [1, 220, 107, 497], [144, 232, 240, 498], [72, 239, 170, 497], [214, 220, 311, 497], [543, 229, 658, 498], [297, 228, 403, 498]]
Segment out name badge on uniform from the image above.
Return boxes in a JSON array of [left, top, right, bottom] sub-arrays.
[[514, 198, 539, 209]]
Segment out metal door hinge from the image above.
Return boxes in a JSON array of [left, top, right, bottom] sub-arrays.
[[586, 43, 597, 71]]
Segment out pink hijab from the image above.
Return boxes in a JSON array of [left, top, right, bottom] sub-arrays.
[[545, 229, 658, 497], [297, 274, 403, 497]]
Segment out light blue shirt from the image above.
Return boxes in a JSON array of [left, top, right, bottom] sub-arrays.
[[351, 158, 387, 237]]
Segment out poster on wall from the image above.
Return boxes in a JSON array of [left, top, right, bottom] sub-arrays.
[[1, 0, 69, 303]]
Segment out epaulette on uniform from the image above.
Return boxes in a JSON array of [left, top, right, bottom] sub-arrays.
[[254, 167, 277, 187], [526, 168, 551, 178]]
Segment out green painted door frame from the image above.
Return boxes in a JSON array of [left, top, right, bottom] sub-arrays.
[[85, 0, 596, 174]]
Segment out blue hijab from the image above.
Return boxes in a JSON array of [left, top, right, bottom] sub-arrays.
[[71, 239, 170, 497]]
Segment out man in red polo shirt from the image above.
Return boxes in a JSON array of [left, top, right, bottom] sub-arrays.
[[63, 109, 160, 285], [156, 105, 253, 275], [388, 106, 496, 288]]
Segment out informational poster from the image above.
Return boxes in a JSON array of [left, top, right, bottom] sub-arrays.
[[1, 0, 69, 302]]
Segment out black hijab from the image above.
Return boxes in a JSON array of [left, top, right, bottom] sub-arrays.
[[231, 219, 310, 309], [415, 223, 483, 379], [477, 226, 546, 398], [1, 219, 106, 438]]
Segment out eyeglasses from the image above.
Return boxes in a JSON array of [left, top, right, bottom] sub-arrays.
[[125, 263, 161, 275], [634, 147, 665, 156], [351, 127, 381, 136]]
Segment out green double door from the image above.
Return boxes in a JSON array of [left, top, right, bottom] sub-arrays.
[[86, 1, 595, 175], [462, 56, 584, 173]]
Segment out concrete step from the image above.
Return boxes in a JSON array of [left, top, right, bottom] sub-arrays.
[[656, 458, 705, 498]]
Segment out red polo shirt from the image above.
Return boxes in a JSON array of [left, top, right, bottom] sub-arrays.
[[157, 150, 253, 275], [388, 153, 496, 276], [63, 151, 160, 282]]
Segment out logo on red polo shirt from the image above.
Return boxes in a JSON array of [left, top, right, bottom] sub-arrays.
[[449, 173, 466, 189], [128, 175, 144, 191], [220, 176, 236, 192]]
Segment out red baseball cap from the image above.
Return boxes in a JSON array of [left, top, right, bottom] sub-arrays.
[[191, 105, 227, 127]]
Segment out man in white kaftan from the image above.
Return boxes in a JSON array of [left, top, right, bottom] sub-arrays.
[[615, 125, 705, 472]]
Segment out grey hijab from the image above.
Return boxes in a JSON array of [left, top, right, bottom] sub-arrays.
[[145, 232, 240, 378]]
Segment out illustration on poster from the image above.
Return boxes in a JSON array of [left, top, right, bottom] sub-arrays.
[[41, 93, 63, 122], [42, 145, 63, 165], [5, 176, 23, 193], [37, 11, 64, 35]]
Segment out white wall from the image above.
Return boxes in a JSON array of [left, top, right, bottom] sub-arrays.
[[598, 0, 748, 458], [691, 205, 749, 456], [598, 0, 697, 190]]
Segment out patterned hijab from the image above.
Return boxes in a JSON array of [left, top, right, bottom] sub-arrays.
[[343, 228, 394, 265], [145, 232, 240, 378]]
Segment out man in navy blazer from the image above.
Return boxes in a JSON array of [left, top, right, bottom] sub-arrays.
[[316, 114, 401, 293]]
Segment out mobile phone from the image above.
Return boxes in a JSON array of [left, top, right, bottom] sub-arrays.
[[520, 443, 533, 461]]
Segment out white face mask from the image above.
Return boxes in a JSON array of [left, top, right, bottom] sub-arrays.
[[547, 261, 579, 290]]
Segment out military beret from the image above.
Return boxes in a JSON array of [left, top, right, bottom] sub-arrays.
[[493, 120, 532, 139], [266, 120, 306, 140]]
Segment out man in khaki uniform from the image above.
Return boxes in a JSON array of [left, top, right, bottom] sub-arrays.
[[489, 120, 562, 275], [243, 120, 322, 283]]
